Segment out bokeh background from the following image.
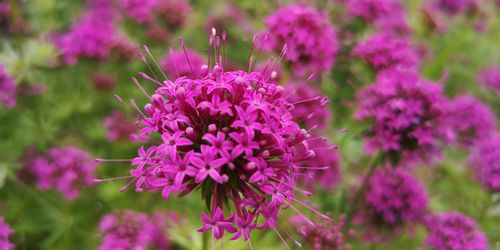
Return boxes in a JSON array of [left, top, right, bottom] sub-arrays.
[[1, 0, 500, 249]]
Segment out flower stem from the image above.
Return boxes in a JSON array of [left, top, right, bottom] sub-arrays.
[[202, 232, 208, 250], [344, 154, 382, 231]]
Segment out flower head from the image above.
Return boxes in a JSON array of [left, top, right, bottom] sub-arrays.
[[345, 0, 410, 34], [103, 110, 137, 142], [29, 146, 96, 200], [355, 69, 450, 165], [364, 168, 428, 225], [161, 49, 205, 79], [119, 0, 158, 24], [284, 82, 331, 131], [0, 64, 16, 108], [353, 32, 419, 71], [444, 96, 495, 147], [469, 134, 500, 191], [98, 210, 171, 250], [263, 3, 339, 78], [430, 0, 478, 16], [0, 217, 14, 250], [53, 0, 131, 64], [98, 34, 332, 243], [423, 212, 488, 250], [477, 66, 500, 94]]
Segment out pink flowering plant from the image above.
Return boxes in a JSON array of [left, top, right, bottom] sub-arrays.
[[0, 0, 500, 249]]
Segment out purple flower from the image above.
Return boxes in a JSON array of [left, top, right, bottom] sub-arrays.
[[0, 217, 14, 250], [98, 34, 333, 243], [263, 3, 339, 78], [355, 69, 450, 166], [284, 82, 331, 131], [161, 49, 205, 79], [0, 64, 16, 108], [477, 66, 500, 94], [364, 168, 428, 225], [155, 0, 191, 28], [423, 212, 488, 250], [53, 0, 123, 64], [345, 0, 410, 34], [290, 214, 350, 250], [469, 134, 500, 191], [353, 32, 419, 71], [118, 0, 158, 24], [197, 208, 237, 240], [29, 146, 96, 200], [444, 96, 496, 147], [103, 110, 137, 142], [98, 210, 171, 250]]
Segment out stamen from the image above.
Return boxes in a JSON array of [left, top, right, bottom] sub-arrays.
[[143, 45, 168, 80], [94, 175, 132, 183], [277, 223, 302, 247], [140, 53, 160, 81], [293, 96, 321, 105], [293, 198, 331, 221], [179, 36, 194, 74], [95, 158, 132, 163], [169, 48, 180, 77], [296, 166, 330, 170], [246, 34, 257, 71], [130, 99, 146, 117], [132, 77, 151, 99], [139, 72, 163, 86], [289, 203, 315, 227], [272, 227, 291, 250]]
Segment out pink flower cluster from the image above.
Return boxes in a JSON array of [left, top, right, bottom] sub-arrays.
[[30, 146, 96, 200], [0, 217, 14, 250], [364, 168, 428, 225], [103, 110, 137, 142], [355, 69, 449, 165], [284, 82, 332, 131], [353, 32, 419, 72], [161, 49, 205, 79], [103, 39, 331, 242], [0, 64, 16, 108], [119, 0, 191, 27], [290, 214, 350, 250], [477, 66, 500, 94], [53, 0, 119, 64], [469, 134, 500, 191], [263, 3, 339, 78], [423, 212, 487, 250], [345, 0, 410, 34], [445, 96, 496, 147], [98, 210, 171, 250]]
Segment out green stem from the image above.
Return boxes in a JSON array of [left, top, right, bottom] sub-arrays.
[[202, 232, 208, 250], [344, 154, 381, 230]]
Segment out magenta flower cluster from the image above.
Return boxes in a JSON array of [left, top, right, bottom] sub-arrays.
[[365, 168, 428, 225], [290, 214, 350, 250], [98, 210, 171, 250], [355, 69, 449, 165], [53, 0, 119, 64], [114, 50, 330, 240], [118, 0, 158, 24], [119, 0, 191, 27], [445, 96, 496, 147], [30, 146, 96, 200], [0, 64, 16, 108], [161, 49, 205, 79], [353, 32, 419, 72], [284, 82, 331, 131], [345, 0, 410, 34], [263, 3, 338, 78], [477, 66, 500, 94], [469, 134, 500, 192], [103, 110, 137, 142], [423, 212, 487, 250], [0, 217, 14, 250]]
